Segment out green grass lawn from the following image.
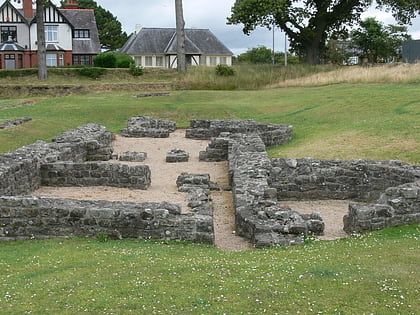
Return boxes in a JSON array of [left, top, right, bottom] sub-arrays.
[[1, 84, 419, 163], [1, 82, 419, 313], [0, 225, 418, 314]]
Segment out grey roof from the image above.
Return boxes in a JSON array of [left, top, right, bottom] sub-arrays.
[[0, 40, 25, 51], [60, 9, 101, 54], [46, 43, 64, 51], [121, 28, 232, 55]]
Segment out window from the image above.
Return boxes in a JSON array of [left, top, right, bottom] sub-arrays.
[[135, 56, 142, 66], [45, 26, 58, 42], [58, 54, 64, 66], [156, 56, 163, 67], [74, 29, 90, 39], [73, 55, 92, 66], [46, 53, 57, 67], [199, 56, 206, 65], [210, 56, 217, 66], [1, 26, 17, 42], [220, 57, 227, 65], [145, 56, 153, 67]]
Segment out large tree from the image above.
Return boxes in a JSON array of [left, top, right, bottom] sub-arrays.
[[175, 0, 186, 72], [228, 0, 419, 64], [60, 0, 128, 50], [351, 17, 411, 63]]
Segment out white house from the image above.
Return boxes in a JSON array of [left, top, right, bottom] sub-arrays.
[[120, 26, 233, 68]]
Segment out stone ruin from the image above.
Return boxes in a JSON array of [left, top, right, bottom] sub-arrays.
[[0, 116, 419, 248], [121, 116, 176, 138]]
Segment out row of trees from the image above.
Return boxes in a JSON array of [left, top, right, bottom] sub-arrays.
[[228, 0, 419, 65], [238, 17, 411, 65]]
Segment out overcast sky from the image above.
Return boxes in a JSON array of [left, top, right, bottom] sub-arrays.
[[54, 0, 419, 55]]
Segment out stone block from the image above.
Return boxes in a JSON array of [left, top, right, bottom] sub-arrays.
[[166, 149, 189, 163], [119, 151, 147, 162]]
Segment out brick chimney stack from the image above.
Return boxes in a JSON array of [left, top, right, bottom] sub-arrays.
[[65, 0, 79, 9], [23, 0, 34, 18]]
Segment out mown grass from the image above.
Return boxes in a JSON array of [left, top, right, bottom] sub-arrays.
[[1, 84, 419, 163], [0, 225, 419, 314]]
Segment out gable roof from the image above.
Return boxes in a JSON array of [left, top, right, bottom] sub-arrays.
[[121, 28, 233, 56], [0, 0, 28, 24], [60, 9, 101, 54]]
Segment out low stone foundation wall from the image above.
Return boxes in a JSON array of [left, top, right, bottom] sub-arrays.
[[52, 123, 115, 161], [344, 181, 420, 233], [269, 158, 420, 202], [0, 196, 213, 243], [40, 162, 151, 190], [121, 116, 176, 138], [228, 134, 324, 247], [0, 123, 115, 196], [186, 119, 293, 148]]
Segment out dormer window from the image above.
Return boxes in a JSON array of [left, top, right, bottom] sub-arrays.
[[73, 29, 90, 39], [45, 25, 58, 42], [1, 26, 17, 42]]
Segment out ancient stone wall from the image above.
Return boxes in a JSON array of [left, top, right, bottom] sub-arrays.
[[0, 124, 115, 197], [228, 134, 324, 247], [186, 119, 293, 148], [344, 181, 420, 233], [0, 123, 214, 244], [40, 162, 151, 190], [0, 196, 213, 244], [121, 116, 176, 138], [52, 123, 115, 161], [269, 158, 420, 202]]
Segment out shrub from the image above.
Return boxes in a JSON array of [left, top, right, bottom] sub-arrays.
[[128, 64, 144, 76], [94, 52, 117, 68], [215, 65, 235, 76], [115, 53, 135, 68], [77, 67, 107, 79]]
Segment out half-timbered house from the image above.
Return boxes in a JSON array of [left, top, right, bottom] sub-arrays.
[[120, 26, 233, 69], [0, 0, 100, 69]]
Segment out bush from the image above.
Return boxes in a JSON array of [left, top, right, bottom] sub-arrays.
[[128, 64, 144, 76], [77, 67, 107, 79], [94, 52, 134, 68], [115, 53, 135, 68], [215, 65, 235, 76], [94, 52, 117, 68]]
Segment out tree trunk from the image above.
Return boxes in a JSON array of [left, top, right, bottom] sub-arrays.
[[36, 0, 48, 80], [304, 41, 323, 65], [175, 0, 186, 72]]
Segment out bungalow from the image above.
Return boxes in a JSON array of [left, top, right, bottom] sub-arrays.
[[0, 0, 100, 69], [120, 26, 233, 68]]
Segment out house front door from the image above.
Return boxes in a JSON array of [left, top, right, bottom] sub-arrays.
[[5, 54, 15, 69]]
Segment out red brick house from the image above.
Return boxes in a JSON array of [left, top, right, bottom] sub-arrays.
[[0, 0, 100, 69]]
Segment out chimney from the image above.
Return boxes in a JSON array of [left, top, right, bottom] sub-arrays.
[[65, 0, 79, 9], [23, 0, 33, 18], [135, 24, 143, 34]]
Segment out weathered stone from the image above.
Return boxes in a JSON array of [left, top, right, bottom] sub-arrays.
[[166, 149, 189, 163], [0, 196, 213, 243], [121, 116, 176, 138], [119, 151, 147, 162]]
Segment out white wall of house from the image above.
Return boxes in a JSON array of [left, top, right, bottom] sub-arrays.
[[30, 23, 72, 50], [16, 24, 30, 48], [132, 54, 232, 68]]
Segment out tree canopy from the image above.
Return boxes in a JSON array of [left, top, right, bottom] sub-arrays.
[[351, 17, 411, 63], [228, 0, 419, 64], [60, 0, 128, 50]]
